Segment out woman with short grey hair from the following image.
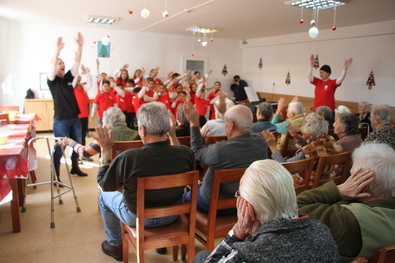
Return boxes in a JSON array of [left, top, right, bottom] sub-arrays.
[[262, 112, 343, 163], [334, 112, 362, 152], [357, 101, 372, 133]]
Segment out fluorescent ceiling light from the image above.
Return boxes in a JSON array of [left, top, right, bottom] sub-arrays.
[[285, 0, 350, 10], [86, 16, 119, 25]]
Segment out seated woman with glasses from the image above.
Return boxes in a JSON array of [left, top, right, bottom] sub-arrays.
[[192, 159, 340, 263]]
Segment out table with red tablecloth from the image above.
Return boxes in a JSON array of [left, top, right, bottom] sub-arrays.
[[0, 113, 38, 232]]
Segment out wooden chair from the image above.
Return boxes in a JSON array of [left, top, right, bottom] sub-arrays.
[[281, 158, 314, 195], [121, 170, 199, 263], [195, 167, 246, 251], [327, 128, 336, 137], [205, 135, 228, 146], [111, 140, 145, 159], [166, 136, 191, 146], [267, 131, 279, 158], [0, 105, 19, 112], [371, 244, 395, 263], [0, 113, 9, 124], [311, 151, 351, 189], [357, 126, 368, 140], [281, 131, 302, 157]]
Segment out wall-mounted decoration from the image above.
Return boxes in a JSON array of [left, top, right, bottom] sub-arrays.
[[285, 71, 291, 85], [98, 41, 110, 58], [366, 70, 375, 90], [258, 57, 263, 70], [314, 54, 320, 69], [222, 64, 228, 76]]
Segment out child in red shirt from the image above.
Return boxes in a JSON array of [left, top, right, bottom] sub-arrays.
[[91, 80, 117, 125], [194, 84, 212, 127]]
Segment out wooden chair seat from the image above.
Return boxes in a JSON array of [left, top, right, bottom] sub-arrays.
[[371, 244, 395, 263], [282, 158, 314, 195], [196, 211, 237, 233]]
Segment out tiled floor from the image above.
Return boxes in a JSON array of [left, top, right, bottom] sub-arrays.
[[0, 133, 213, 263]]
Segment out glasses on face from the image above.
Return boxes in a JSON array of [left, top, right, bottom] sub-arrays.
[[234, 190, 240, 198]]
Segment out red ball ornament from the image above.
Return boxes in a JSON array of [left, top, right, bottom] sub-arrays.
[[299, 19, 304, 24], [332, 26, 336, 31], [210, 38, 214, 42], [191, 53, 195, 56], [128, 9, 133, 14], [93, 41, 96, 44]]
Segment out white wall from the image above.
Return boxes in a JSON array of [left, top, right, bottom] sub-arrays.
[[0, 20, 242, 110], [241, 20, 395, 106]]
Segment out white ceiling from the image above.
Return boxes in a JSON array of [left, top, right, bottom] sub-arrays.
[[1, 0, 395, 41]]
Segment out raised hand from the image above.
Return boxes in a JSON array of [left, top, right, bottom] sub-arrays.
[[75, 32, 84, 46], [344, 58, 353, 69], [56, 37, 64, 53]]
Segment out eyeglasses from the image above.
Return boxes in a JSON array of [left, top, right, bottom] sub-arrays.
[[234, 190, 240, 198]]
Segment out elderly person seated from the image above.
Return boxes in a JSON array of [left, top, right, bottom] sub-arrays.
[[364, 104, 395, 147], [192, 159, 340, 263], [316, 105, 333, 129], [263, 113, 343, 186], [298, 143, 395, 262], [60, 107, 139, 159], [356, 101, 372, 133], [334, 112, 363, 153], [271, 97, 305, 151], [251, 102, 277, 132]]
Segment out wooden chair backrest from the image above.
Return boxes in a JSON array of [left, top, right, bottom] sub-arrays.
[[357, 126, 368, 140], [371, 244, 395, 263], [166, 136, 191, 146], [205, 135, 228, 146], [282, 158, 314, 195], [111, 140, 144, 159], [0, 113, 9, 124], [311, 151, 351, 189], [195, 167, 246, 251], [327, 129, 336, 137], [0, 106, 19, 112], [281, 131, 302, 157]]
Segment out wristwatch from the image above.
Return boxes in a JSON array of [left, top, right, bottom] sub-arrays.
[[99, 157, 111, 166], [228, 229, 243, 241]]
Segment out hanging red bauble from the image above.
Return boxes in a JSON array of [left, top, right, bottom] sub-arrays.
[[332, 26, 336, 31], [93, 41, 96, 44], [191, 53, 195, 56], [210, 38, 214, 42], [128, 9, 133, 14], [299, 19, 304, 24]]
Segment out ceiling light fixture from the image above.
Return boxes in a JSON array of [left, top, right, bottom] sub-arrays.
[[285, 0, 349, 10], [285, 0, 349, 38], [86, 16, 119, 25], [186, 26, 220, 47]]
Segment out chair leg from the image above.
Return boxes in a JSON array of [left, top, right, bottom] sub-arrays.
[[173, 245, 178, 261], [181, 244, 187, 260], [122, 225, 129, 263], [30, 170, 37, 189]]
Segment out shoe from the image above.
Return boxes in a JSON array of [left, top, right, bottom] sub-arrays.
[[81, 157, 94, 162], [70, 157, 88, 177], [156, 247, 167, 255], [101, 241, 123, 261]]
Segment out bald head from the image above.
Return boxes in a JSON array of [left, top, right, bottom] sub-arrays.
[[224, 105, 253, 134]]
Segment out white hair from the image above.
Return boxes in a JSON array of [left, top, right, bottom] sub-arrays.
[[103, 107, 126, 127], [335, 105, 351, 115], [288, 102, 305, 115], [302, 112, 328, 139], [359, 101, 371, 113], [239, 159, 298, 224], [352, 143, 395, 198], [224, 104, 252, 133]]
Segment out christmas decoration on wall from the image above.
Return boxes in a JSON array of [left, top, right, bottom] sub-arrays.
[[222, 64, 228, 76], [259, 57, 263, 70], [366, 70, 375, 90], [314, 54, 320, 69], [285, 71, 291, 85]]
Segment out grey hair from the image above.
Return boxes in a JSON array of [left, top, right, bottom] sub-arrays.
[[316, 106, 332, 122], [258, 102, 273, 119], [359, 101, 371, 113], [239, 159, 298, 224], [288, 102, 305, 115], [103, 107, 126, 127], [215, 98, 234, 118], [337, 113, 360, 135], [371, 104, 392, 124], [302, 112, 328, 138], [352, 143, 395, 198], [176, 104, 188, 127], [137, 102, 170, 136], [224, 104, 252, 133]]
